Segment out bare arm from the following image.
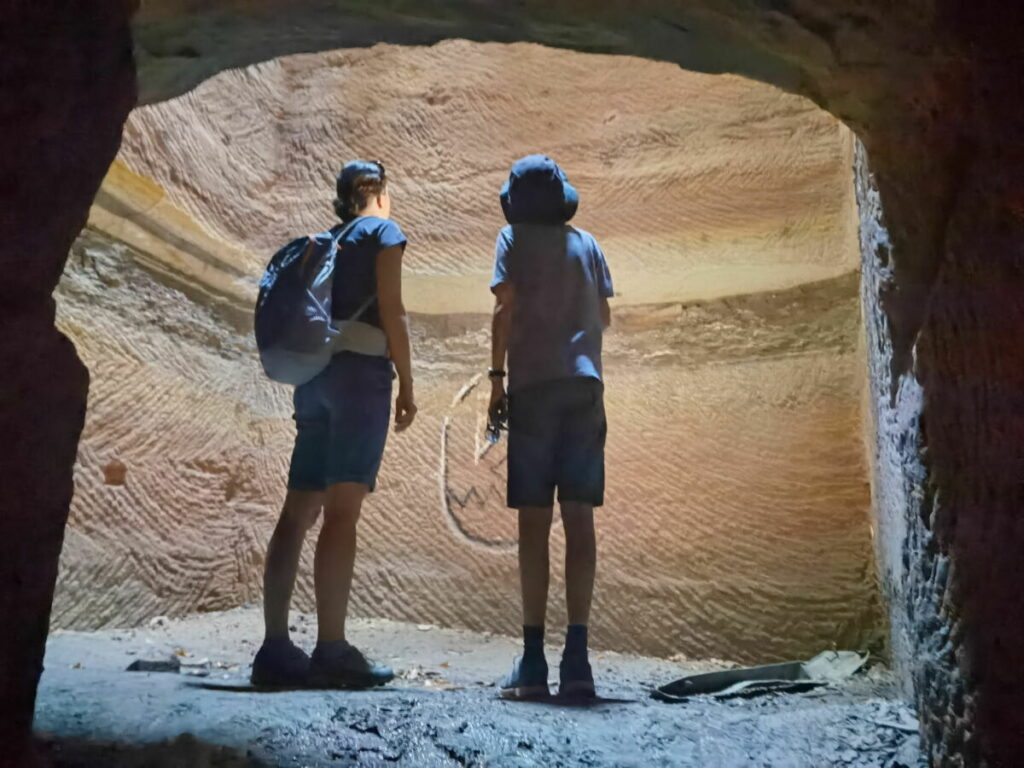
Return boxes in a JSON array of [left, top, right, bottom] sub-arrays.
[[491, 282, 516, 371], [489, 282, 516, 417], [599, 296, 612, 329], [376, 244, 416, 430]]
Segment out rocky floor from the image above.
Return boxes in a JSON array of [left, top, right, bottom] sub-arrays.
[[35, 608, 923, 767]]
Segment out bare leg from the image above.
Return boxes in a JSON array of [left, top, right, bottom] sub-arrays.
[[518, 506, 554, 627], [314, 482, 367, 643], [560, 502, 596, 627], [497, 507, 555, 697], [263, 489, 323, 640]]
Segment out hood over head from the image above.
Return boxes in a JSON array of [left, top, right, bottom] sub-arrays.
[[499, 155, 579, 225]]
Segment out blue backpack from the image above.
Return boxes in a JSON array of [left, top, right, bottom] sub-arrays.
[[255, 220, 362, 386]]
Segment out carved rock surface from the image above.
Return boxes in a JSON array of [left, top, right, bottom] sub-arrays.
[[53, 44, 880, 664], [118, 40, 859, 313]]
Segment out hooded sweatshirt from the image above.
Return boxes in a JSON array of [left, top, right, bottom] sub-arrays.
[[490, 155, 614, 392]]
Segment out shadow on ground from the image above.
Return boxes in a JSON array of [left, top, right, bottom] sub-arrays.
[[36, 732, 260, 767]]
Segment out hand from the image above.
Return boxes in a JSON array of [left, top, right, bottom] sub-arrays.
[[394, 384, 417, 432], [488, 380, 507, 425]]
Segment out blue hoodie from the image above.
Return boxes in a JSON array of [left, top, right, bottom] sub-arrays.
[[491, 156, 614, 392]]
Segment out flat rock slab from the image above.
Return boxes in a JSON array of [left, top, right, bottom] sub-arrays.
[[36, 607, 923, 767], [125, 655, 181, 673]]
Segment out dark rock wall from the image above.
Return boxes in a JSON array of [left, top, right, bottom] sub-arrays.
[[858, 144, 965, 766], [0, 2, 137, 765], [858, 5, 1024, 763], [858, 25, 1024, 763], [922, 12, 1024, 766]]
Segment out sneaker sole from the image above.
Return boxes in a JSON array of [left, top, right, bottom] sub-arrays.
[[558, 680, 596, 698], [499, 684, 551, 700]]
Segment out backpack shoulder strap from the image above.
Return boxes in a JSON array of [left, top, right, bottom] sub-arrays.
[[298, 218, 363, 276], [331, 217, 363, 248], [297, 235, 319, 270], [347, 294, 377, 322]]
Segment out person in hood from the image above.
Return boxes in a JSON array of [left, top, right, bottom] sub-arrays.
[[488, 155, 614, 699]]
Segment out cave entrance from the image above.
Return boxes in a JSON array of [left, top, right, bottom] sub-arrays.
[[55, 40, 880, 666]]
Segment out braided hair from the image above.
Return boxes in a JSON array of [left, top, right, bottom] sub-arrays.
[[334, 160, 387, 222]]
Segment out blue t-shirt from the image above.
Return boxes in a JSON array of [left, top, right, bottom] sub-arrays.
[[491, 223, 613, 392], [330, 216, 407, 327]]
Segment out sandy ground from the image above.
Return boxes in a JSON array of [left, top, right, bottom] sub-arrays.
[[35, 608, 922, 767]]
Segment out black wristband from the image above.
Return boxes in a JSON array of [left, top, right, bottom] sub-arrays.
[[488, 368, 506, 379]]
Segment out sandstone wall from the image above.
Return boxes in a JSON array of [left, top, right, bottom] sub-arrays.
[[52, 43, 881, 663], [116, 41, 860, 313], [55, 232, 878, 663]]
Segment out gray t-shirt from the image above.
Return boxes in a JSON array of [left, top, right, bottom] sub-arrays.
[[491, 223, 614, 393]]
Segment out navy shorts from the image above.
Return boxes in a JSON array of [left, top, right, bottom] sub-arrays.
[[507, 377, 606, 509], [287, 352, 393, 492]]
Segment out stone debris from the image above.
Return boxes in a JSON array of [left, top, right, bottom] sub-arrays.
[[653, 650, 869, 702], [180, 657, 213, 677], [125, 654, 181, 673]]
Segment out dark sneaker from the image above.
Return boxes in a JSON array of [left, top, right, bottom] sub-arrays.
[[558, 653, 595, 698], [498, 654, 550, 700], [308, 640, 394, 689], [250, 638, 310, 687]]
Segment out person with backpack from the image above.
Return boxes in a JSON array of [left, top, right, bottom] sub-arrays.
[[488, 155, 613, 699], [251, 160, 416, 688]]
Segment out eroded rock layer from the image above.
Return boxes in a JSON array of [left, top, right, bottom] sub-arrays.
[[54, 43, 879, 662], [116, 41, 859, 312]]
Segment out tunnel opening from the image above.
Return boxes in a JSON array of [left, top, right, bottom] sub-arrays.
[[52, 40, 881, 666], [9, 3, 1024, 766]]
